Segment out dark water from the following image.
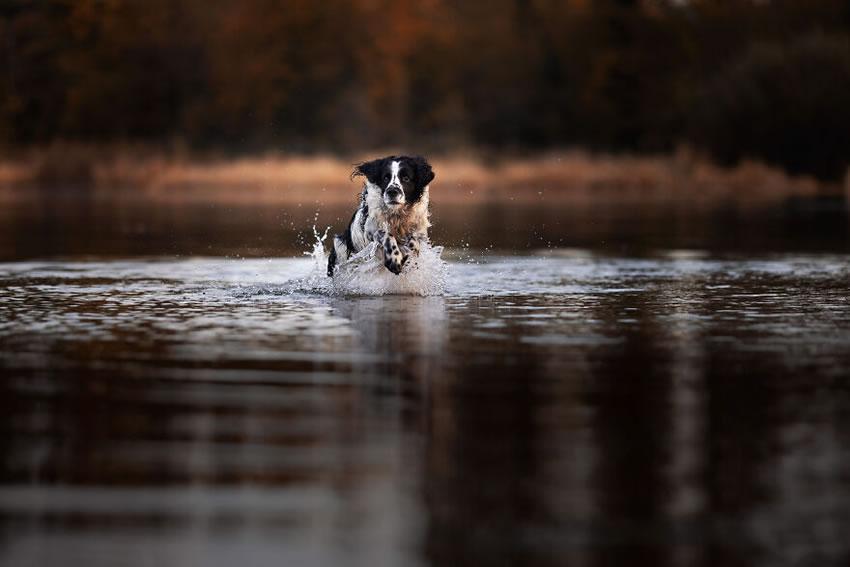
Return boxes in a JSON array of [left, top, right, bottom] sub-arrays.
[[1, 196, 849, 566], [1, 194, 848, 259]]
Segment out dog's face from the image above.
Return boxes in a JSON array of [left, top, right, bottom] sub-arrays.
[[353, 156, 435, 209]]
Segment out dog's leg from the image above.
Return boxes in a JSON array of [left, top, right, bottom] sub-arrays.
[[328, 234, 353, 277], [403, 234, 424, 255], [398, 234, 427, 263], [376, 230, 405, 275], [327, 245, 337, 277]]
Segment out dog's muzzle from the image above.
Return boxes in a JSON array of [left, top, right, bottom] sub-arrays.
[[384, 186, 404, 205]]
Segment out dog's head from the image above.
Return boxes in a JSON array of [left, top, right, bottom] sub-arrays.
[[352, 155, 435, 209]]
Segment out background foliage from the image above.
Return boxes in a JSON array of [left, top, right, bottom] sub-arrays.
[[1, 0, 849, 180]]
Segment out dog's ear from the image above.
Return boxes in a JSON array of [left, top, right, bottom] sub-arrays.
[[412, 156, 435, 188], [352, 158, 384, 185]]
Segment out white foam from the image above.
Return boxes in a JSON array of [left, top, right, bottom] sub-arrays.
[[296, 228, 448, 296]]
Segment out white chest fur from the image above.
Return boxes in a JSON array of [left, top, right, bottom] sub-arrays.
[[350, 182, 430, 252]]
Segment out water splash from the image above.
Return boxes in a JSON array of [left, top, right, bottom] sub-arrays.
[[296, 227, 448, 296], [332, 241, 448, 296]]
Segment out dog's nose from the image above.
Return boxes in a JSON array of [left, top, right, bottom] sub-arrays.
[[386, 187, 402, 200]]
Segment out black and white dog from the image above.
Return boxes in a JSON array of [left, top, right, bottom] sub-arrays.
[[328, 155, 435, 276]]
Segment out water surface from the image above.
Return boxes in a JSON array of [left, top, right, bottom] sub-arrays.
[[2, 250, 850, 566]]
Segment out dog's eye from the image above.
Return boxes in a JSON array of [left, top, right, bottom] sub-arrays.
[[401, 174, 410, 182], [384, 174, 390, 182]]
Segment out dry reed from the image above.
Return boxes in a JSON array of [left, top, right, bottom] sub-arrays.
[[0, 145, 834, 205]]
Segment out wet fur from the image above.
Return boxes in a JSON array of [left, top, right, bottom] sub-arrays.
[[328, 156, 434, 276]]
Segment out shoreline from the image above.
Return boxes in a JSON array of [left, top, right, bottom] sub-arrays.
[[0, 149, 838, 205]]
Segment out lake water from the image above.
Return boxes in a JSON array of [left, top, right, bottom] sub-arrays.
[[1, 196, 849, 566]]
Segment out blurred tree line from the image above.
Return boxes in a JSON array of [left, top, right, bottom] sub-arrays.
[[1, 0, 849, 180]]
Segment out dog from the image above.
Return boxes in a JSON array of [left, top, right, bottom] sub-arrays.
[[328, 155, 435, 277]]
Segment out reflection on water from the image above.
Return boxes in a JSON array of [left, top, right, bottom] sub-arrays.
[[0, 195, 847, 260], [1, 254, 850, 566]]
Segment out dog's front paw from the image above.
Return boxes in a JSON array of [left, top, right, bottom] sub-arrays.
[[381, 234, 406, 275], [384, 255, 403, 275], [405, 237, 421, 255]]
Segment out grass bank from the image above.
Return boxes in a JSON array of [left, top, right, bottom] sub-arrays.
[[0, 145, 838, 206]]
